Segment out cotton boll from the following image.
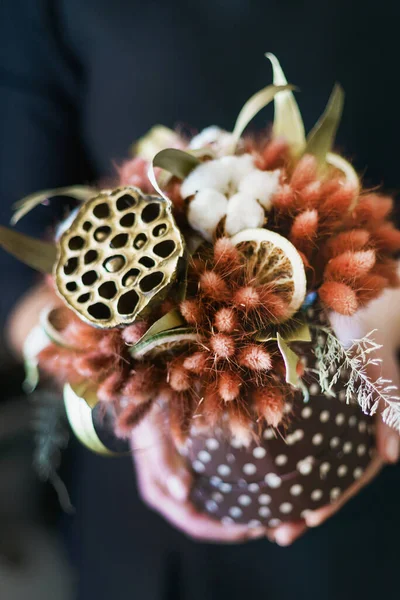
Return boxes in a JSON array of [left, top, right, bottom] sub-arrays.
[[189, 126, 234, 155], [239, 169, 280, 210], [181, 160, 233, 198], [187, 188, 229, 241], [220, 154, 255, 189], [225, 193, 265, 236]]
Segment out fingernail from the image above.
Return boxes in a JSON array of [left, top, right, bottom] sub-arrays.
[[385, 435, 399, 463], [166, 475, 188, 501], [273, 526, 293, 547]]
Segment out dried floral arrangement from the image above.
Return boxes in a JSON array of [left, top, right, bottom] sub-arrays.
[[2, 54, 400, 525]]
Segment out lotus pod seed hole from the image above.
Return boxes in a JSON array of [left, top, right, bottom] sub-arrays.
[[134, 233, 147, 249], [82, 221, 92, 231], [77, 293, 91, 304], [68, 236, 84, 250], [98, 281, 118, 299], [116, 194, 136, 211], [82, 270, 98, 286], [120, 213, 136, 228], [122, 268, 140, 286], [104, 255, 125, 273], [139, 256, 156, 269], [141, 202, 161, 223], [139, 271, 164, 292], [93, 203, 110, 219], [117, 290, 139, 315], [153, 240, 176, 258], [64, 257, 78, 275], [84, 250, 98, 265], [88, 302, 111, 320], [94, 226, 111, 242], [66, 281, 77, 292], [110, 233, 128, 249], [153, 224, 167, 237]]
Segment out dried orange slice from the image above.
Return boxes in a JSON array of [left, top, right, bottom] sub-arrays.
[[231, 228, 306, 317]]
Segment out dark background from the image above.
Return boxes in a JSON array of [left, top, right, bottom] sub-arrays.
[[1, 1, 400, 599]]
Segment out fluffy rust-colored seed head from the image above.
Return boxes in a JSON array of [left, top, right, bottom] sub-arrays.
[[238, 345, 272, 371], [357, 273, 388, 306], [319, 281, 358, 315], [322, 182, 357, 217], [290, 209, 318, 244], [200, 271, 229, 301], [299, 181, 322, 208], [218, 371, 242, 401], [353, 194, 393, 223], [97, 371, 125, 403], [272, 183, 294, 211], [122, 321, 149, 345], [325, 250, 376, 281], [73, 353, 112, 380], [115, 399, 153, 438], [180, 299, 204, 325], [326, 229, 370, 258], [254, 388, 285, 428], [169, 361, 192, 392], [210, 333, 236, 359], [290, 154, 317, 190], [213, 237, 241, 272], [233, 286, 260, 311], [123, 366, 154, 402], [183, 352, 207, 374], [214, 307, 238, 333], [371, 224, 400, 253]]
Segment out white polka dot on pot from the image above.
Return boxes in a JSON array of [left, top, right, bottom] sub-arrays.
[[259, 506, 271, 518], [353, 467, 364, 479], [290, 484, 303, 496], [312, 433, 323, 446], [330, 487, 341, 501], [330, 437, 340, 449], [268, 518, 282, 527], [238, 495, 252, 507], [297, 456, 314, 475], [263, 428, 275, 440], [320, 410, 330, 423], [217, 464, 231, 477], [320, 462, 331, 477], [193, 460, 205, 473], [335, 413, 345, 426], [205, 500, 218, 513], [357, 444, 366, 456], [248, 520, 262, 528], [211, 492, 224, 503], [258, 494, 271, 505], [229, 506, 243, 519], [205, 438, 219, 451], [219, 483, 232, 493], [275, 454, 288, 466], [253, 447, 266, 459], [198, 450, 211, 463], [337, 465, 348, 477], [311, 489, 323, 501], [301, 406, 312, 419], [309, 383, 320, 395], [221, 516, 234, 525], [243, 463, 257, 476], [343, 441, 353, 454], [279, 502, 293, 514], [248, 483, 260, 493], [264, 473, 282, 488]]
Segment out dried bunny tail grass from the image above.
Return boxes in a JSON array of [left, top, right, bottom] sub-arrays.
[[325, 229, 370, 258], [253, 387, 285, 428], [357, 273, 388, 306], [271, 183, 295, 211], [290, 209, 319, 249], [209, 333, 236, 360], [169, 390, 195, 449], [97, 371, 127, 403], [290, 154, 318, 191], [38, 345, 78, 381], [353, 194, 393, 224], [122, 321, 149, 345], [238, 345, 272, 372], [226, 401, 253, 447], [298, 181, 322, 208], [115, 399, 154, 438], [199, 385, 224, 428], [199, 271, 229, 301], [97, 330, 126, 357], [73, 352, 114, 381], [213, 237, 242, 273], [371, 224, 400, 253], [180, 299, 204, 325], [255, 286, 292, 323], [183, 351, 207, 374], [320, 182, 357, 220], [373, 259, 400, 287], [218, 370, 242, 401], [233, 286, 261, 312], [214, 307, 238, 333], [324, 249, 376, 281], [63, 319, 104, 349], [122, 364, 157, 402], [319, 281, 358, 315], [168, 359, 192, 392], [256, 137, 289, 171]]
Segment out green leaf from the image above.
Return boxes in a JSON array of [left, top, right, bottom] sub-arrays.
[[0, 225, 57, 273], [137, 308, 185, 342], [132, 125, 182, 161], [283, 322, 311, 343], [69, 381, 99, 410], [305, 84, 345, 166], [11, 185, 95, 225], [131, 327, 199, 359], [153, 148, 201, 179], [277, 332, 300, 387], [22, 324, 52, 393], [231, 84, 294, 149], [265, 53, 306, 156]]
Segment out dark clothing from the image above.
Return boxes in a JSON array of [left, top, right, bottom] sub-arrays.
[[1, 1, 400, 598]]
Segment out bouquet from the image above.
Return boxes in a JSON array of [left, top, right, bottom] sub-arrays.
[[2, 54, 400, 526]]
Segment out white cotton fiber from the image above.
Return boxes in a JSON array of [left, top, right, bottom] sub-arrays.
[[239, 169, 281, 210], [187, 188, 229, 241], [224, 193, 265, 236]]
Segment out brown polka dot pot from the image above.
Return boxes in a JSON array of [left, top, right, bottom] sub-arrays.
[[187, 351, 375, 527]]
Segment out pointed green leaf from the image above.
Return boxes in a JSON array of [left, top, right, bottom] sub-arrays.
[[231, 84, 294, 149], [12, 186, 95, 225], [136, 309, 185, 344], [132, 125, 182, 160], [284, 322, 311, 343], [305, 84, 345, 166], [131, 327, 199, 359], [0, 225, 57, 273], [266, 53, 306, 155], [277, 332, 300, 387]]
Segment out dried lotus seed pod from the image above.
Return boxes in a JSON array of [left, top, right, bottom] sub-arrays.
[[54, 186, 185, 328]]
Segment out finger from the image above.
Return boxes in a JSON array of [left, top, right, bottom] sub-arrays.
[[304, 455, 383, 528], [267, 521, 308, 546]]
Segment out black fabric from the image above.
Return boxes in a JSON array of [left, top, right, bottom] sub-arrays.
[[1, 1, 400, 598]]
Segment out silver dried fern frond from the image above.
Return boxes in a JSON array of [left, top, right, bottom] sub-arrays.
[[313, 326, 400, 431]]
